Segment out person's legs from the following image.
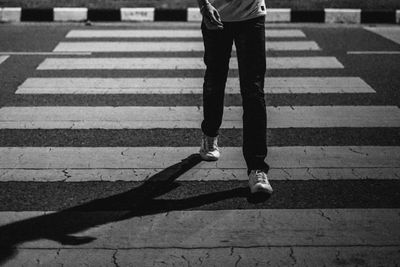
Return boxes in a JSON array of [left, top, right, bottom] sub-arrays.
[[233, 16, 269, 174], [201, 22, 234, 137]]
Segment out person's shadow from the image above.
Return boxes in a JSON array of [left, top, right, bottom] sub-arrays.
[[0, 153, 270, 264]]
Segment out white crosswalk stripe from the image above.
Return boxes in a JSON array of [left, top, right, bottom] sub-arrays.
[[16, 77, 375, 94], [0, 55, 9, 65], [1, 146, 399, 181], [37, 57, 345, 70], [1, 106, 399, 129], [66, 29, 307, 38], [53, 41, 321, 52], [1, 209, 399, 247], [2, 167, 400, 182], [5, 247, 400, 266], [3, 146, 398, 169], [365, 27, 400, 45]]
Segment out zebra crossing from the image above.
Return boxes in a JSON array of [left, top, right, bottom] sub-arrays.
[[53, 40, 321, 52], [2, 146, 400, 181], [36, 56, 344, 70], [0, 25, 399, 265], [16, 77, 375, 94], [65, 29, 307, 38], [1, 105, 400, 129]]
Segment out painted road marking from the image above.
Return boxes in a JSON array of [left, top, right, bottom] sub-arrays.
[[365, 27, 400, 45], [1, 146, 399, 169], [347, 51, 400, 55], [0, 52, 92, 56], [53, 41, 320, 52], [0, 106, 399, 129], [4, 247, 400, 267], [54, 7, 88, 22], [0, 209, 398, 247], [37, 57, 344, 70], [66, 29, 307, 38], [16, 77, 375, 94], [1, 167, 399, 182], [0, 55, 9, 65]]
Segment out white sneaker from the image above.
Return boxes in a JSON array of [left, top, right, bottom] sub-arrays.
[[199, 134, 220, 161], [248, 170, 273, 194]]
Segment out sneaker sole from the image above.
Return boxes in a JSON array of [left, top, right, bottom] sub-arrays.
[[249, 184, 273, 195], [199, 152, 219, 161]]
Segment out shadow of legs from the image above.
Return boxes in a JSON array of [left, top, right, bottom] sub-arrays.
[[247, 192, 272, 204], [0, 154, 202, 264], [0, 153, 270, 265]]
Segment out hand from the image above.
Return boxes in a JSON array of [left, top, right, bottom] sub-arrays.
[[201, 3, 224, 30]]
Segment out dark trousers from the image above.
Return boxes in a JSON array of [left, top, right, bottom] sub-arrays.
[[201, 15, 269, 173]]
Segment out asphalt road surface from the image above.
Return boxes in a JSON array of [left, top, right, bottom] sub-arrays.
[[0, 22, 400, 266]]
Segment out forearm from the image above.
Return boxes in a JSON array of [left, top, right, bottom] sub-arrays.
[[197, 0, 223, 29]]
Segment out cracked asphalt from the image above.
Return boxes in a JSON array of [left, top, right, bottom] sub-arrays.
[[0, 22, 400, 266]]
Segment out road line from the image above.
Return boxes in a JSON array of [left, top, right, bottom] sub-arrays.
[[66, 29, 307, 38], [16, 77, 375, 94], [0, 209, 399, 247], [364, 27, 400, 45], [0, 55, 9, 65], [5, 247, 400, 267], [1, 168, 399, 182], [37, 57, 344, 70], [347, 51, 400, 55], [0, 52, 92, 56], [53, 41, 320, 52], [1, 146, 399, 169], [0, 106, 399, 129]]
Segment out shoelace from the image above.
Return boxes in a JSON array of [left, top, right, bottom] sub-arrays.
[[255, 170, 268, 183], [206, 137, 218, 151]]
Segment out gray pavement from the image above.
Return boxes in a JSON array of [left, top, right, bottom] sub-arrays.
[[0, 22, 400, 266]]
